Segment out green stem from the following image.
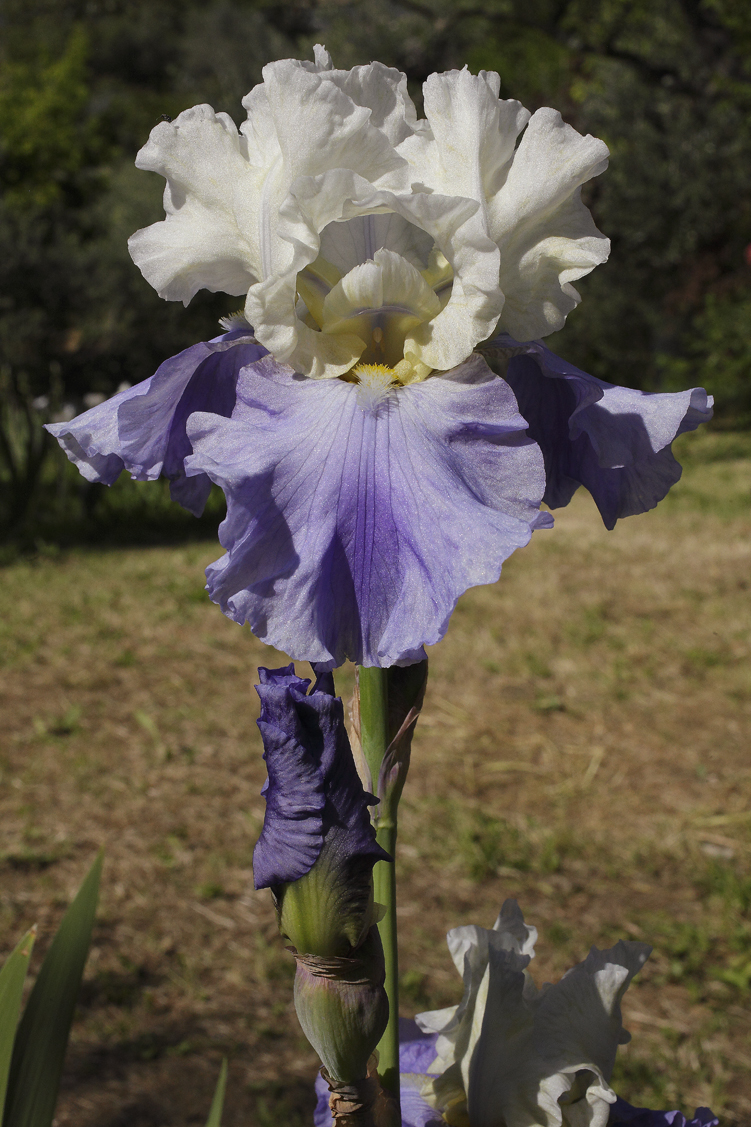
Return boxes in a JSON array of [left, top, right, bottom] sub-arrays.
[[358, 667, 400, 1107], [373, 824, 398, 1100]]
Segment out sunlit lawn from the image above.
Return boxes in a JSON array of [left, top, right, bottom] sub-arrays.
[[1, 430, 750, 1126]]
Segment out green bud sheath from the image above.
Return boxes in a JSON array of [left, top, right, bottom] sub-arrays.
[[293, 927, 389, 1084], [276, 841, 380, 957]]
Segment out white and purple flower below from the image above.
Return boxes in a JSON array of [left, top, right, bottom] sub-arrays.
[[312, 904, 720, 1127], [46, 45, 713, 669]]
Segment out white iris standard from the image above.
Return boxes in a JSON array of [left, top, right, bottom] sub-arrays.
[[128, 46, 609, 384]]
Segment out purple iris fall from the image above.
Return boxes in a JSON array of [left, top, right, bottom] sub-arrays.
[[47, 328, 265, 517]]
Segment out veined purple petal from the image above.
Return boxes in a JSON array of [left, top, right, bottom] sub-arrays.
[[252, 664, 387, 890], [186, 352, 548, 668], [46, 331, 266, 517], [253, 697, 325, 890], [398, 1018, 440, 1075], [491, 335, 713, 531], [257, 662, 311, 693]]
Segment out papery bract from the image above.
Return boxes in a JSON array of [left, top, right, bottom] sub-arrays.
[[295, 930, 389, 1085]]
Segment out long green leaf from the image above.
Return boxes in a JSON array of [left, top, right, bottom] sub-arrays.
[[0, 929, 35, 1121], [204, 1059, 228, 1127], [4, 851, 103, 1127]]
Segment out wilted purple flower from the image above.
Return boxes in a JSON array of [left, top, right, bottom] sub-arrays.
[[253, 663, 389, 955], [313, 1018, 720, 1125]]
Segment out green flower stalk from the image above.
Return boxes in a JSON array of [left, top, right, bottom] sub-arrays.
[[354, 662, 428, 1107]]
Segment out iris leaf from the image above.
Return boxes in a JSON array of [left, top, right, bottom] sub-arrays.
[[204, 1058, 228, 1127], [3, 850, 103, 1127], [0, 929, 36, 1121]]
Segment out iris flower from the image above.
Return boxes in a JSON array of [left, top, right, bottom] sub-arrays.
[[312, 905, 719, 1127], [48, 48, 711, 667]]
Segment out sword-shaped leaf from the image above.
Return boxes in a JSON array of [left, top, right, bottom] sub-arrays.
[[0, 929, 36, 1121], [4, 851, 102, 1127], [204, 1059, 228, 1127]]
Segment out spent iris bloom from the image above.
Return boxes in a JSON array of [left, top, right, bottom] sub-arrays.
[[413, 900, 651, 1127], [48, 47, 711, 667]]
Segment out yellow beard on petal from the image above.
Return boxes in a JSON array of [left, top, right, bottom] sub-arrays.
[[352, 363, 395, 388], [352, 362, 396, 409]]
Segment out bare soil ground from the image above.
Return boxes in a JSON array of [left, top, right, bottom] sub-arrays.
[[1, 430, 750, 1126]]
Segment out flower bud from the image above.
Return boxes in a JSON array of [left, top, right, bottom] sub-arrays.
[[293, 927, 389, 1084], [252, 664, 390, 957]]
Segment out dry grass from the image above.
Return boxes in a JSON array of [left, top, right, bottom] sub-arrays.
[[1, 430, 750, 1126]]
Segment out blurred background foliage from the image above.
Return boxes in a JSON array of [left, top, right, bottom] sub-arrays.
[[1, 0, 751, 542]]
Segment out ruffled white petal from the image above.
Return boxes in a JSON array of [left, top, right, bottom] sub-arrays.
[[401, 69, 530, 223], [248, 169, 500, 378], [416, 899, 538, 1085], [322, 60, 422, 146], [490, 108, 610, 339], [129, 105, 261, 303], [399, 70, 609, 342], [251, 57, 407, 192], [129, 49, 610, 370]]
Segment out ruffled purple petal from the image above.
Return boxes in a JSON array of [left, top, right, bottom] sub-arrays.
[[253, 686, 325, 890], [313, 1021, 442, 1127], [46, 330, 266, 517], [609, 1098, 719, 1127], [252, 665, 387, 890], [492, 335, 713, 530], [186, 352, 548, 667]]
